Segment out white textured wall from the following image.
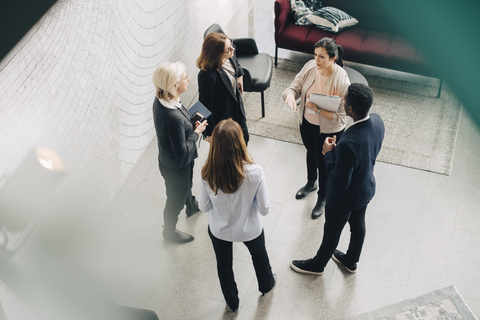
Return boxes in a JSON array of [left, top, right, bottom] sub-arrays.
[[0, 0, 253, 216]]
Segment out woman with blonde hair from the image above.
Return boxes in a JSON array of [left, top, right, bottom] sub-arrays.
[[152, 61, 207, 243], [197, 32, 249, 143], [198, 119, 275, 312]]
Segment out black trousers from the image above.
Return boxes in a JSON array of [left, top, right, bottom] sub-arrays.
[[299, 118, 344, 197], [237, 117, 249, 145], [208, 228, 274, 311], [158, 161, 196, 231], [208, 117, 249, 144], [311, 205, 368, 269]]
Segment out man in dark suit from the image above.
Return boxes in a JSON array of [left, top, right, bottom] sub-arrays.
[[290, 83, 385, 275]]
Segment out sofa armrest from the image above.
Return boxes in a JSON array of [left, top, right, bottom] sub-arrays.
[[232, 38, 259, 56], [275, 0, 291, 40]]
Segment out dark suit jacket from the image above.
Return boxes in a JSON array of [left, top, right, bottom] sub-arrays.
[[152, 98, 199, 169], [324, 113, 385, 213], [197, 57, 246, 136]]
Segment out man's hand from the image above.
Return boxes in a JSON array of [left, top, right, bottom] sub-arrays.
[[322, 135, 337, 155]]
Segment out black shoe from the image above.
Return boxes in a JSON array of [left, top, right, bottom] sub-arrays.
[[262, 274, 277, 296], [311, 196, 326, 219], [226, 298, 239, 312], [227, 304, 238, 313], [186, 200, 200, 217], [163, 228, 194, 243], [295, 181, 318, 199], [332, 249, 357, 273], [290, 259, 324, 275]]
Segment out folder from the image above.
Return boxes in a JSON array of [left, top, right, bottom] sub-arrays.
[[188, 101, 212, 119], [307, 93, 341, 113]]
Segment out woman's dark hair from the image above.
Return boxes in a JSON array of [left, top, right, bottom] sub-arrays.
[[196, 32, 228, 71], [201, 119, 253, 194], [314, 37, 344, 67]]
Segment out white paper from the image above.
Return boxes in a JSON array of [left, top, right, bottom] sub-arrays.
[[309, 93, 341, 112]]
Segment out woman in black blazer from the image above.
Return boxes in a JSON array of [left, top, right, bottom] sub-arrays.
[[196, 32, 249, 144], [152, 62, 207, 243]]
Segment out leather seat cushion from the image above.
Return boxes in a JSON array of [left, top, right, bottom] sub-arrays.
[[237, 53, 273, 92]]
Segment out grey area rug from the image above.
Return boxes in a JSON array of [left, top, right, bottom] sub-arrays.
[[345, 285, 477, 320], [242, 58, 463, 175]]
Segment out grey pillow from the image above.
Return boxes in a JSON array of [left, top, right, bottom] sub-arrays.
[[290, 0, 323, 26], [306, 6, 358, 32]]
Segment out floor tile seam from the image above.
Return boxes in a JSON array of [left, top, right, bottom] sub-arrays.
[[404, 257, 449, 291], [266, 239, 302, 251], [423, 193, 460, 206], [451, 226, 480, 236], [348, 257, 375, 297], [400, 239, 417, 297], [265, 136, 304, 150], [368, 268, 413, 288], [238, 276, 258, 311], [108, 156, 157, 222], [409, 255, 449, 269], [440, 264, 450, 292], [263, 209, 282, 244], [325, 285, 366, 300], [386, 194, 428, 223], [369, 199, 388, 262], [453, 195, 480, 233], [384, 211, 423, 224], [359, 278, 407, 314], [368, 226, 414, 286], [456, 193, 480, 203], [425, 172, 462, 201]]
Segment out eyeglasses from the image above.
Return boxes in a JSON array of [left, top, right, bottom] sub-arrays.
[[175, 75, 190, 86], [224, 39, 234, 53]]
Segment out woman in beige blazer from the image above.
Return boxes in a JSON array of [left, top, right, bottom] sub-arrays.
[[283, 37, 350, 219]]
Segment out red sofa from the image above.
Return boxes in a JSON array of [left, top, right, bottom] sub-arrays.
[[274, 0, 442, 96]]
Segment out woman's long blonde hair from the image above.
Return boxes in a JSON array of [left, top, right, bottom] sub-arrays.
[[201, 119, 253, 194]]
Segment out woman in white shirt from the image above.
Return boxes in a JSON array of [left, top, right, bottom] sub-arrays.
[[198, 119, 275, 312]]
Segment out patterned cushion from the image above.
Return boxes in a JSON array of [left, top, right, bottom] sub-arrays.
[[290, 0, 323, 26], [306, 6, 358, 33]]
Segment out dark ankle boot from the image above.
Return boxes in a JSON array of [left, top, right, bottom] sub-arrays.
[[162, 227, 194, 243], [295, 181, 318, 199], [311, 196, 326, 219]]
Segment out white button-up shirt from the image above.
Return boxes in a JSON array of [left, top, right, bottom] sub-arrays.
[[199, 163, 271, 242], [159, 98, 182, 109]]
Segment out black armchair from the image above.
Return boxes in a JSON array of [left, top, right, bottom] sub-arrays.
[[204, 24, 273, 118]]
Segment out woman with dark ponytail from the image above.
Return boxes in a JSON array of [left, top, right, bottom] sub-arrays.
[[283, 37, 350, 220]]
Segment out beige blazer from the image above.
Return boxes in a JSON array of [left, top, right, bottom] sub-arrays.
[[283, 60, 350, 134]]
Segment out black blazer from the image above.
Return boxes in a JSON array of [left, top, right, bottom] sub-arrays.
[[152, 98, 199, 169], [198, 57, 246, 136], [324, 113, 385, 212]]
